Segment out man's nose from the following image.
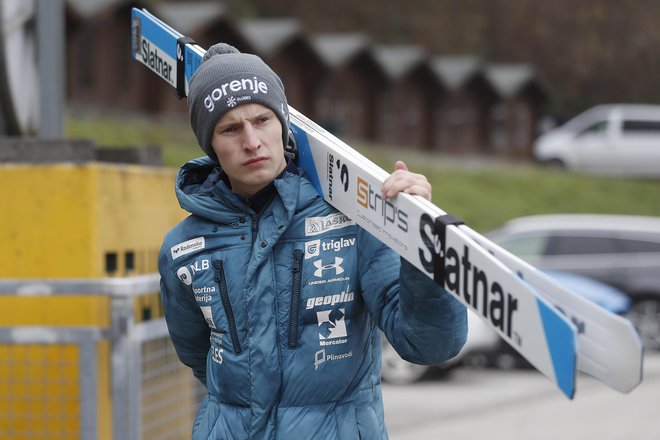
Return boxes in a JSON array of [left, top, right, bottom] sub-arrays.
[[241, 123, 260, 150]]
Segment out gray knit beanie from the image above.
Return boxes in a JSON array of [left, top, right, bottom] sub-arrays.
[[187, 43, 290, 162]]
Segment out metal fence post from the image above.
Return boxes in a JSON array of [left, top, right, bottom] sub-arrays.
[[110, 293, 142, 440], [79, 338, 99, 440]]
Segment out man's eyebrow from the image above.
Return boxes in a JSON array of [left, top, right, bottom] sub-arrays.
[[216, 120, 239, 129], [254, 110, 274, 119]]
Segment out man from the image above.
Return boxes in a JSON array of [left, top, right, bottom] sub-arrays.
[[158, 43, 467, 440]]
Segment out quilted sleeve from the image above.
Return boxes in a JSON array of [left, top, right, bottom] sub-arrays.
[[159, 248, 211, 386], [358, 229, 467, 365]]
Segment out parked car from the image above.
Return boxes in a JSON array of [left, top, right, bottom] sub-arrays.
[[487, 214, 660, 350], [534, 104, 660, 177], [380, 268, 631, 384]]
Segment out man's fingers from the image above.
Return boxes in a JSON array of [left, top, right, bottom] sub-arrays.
[[394, 160, 409, 172], [381, 161, 432, 201]]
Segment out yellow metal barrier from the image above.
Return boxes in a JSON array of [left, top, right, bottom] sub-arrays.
[[0, 161, 196, 439], [0, 163, 186, 278], [0, 277, 204, 440]]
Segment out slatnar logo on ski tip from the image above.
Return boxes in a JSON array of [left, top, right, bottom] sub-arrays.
[[140, 38, 175, 86], [327, 153, 350, 201], [418, 213, 520, 341]]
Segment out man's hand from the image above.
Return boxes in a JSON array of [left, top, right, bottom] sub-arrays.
[[381, 160, 432, 201]]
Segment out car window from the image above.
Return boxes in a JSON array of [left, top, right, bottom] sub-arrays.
[[544, 235, 617, 255], [577, 120, 608, 137], [618, 237, 660, 253], [622, 120, 660, 134], [497, 235, 549, 257]]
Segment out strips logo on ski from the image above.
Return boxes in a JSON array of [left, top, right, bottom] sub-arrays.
[[130, 7, 644, 398]]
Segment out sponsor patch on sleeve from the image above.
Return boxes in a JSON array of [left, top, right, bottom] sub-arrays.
[[170, 237, 206, 260]]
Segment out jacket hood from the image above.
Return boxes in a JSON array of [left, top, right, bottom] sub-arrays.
[[174, 156, 311, 224]]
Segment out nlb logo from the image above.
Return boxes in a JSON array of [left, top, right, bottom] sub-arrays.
[[176, 266, 192, 285], [177, 259, 210, 286], [356, 177, 408, 232], [203, 77, 268, 112]]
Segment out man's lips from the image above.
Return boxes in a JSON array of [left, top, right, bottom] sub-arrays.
[[244, 157, 268, 166]]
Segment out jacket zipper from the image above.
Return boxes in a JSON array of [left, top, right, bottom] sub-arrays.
[[213, 260, 242, 354], [288, 249, 304, 348]]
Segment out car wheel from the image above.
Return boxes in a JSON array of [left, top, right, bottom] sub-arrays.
[[626, 298, 660, 350], [380, 339, 429, 385]]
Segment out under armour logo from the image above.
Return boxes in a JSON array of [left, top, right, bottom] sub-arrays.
[[313, 257, 344, 277]]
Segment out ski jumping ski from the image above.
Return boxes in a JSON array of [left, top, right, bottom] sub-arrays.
[[130, 7, 643, 399]]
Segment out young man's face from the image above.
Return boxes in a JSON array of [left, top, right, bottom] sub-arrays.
[[211, 103, 286, 197]]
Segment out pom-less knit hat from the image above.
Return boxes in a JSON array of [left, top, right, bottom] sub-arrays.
[[187, 43, 290, 162]]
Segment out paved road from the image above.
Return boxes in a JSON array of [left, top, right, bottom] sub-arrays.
[[383, 351, 660, 440]]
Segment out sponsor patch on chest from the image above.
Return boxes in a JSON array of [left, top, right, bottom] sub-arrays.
[[305, 213, 354, 236]]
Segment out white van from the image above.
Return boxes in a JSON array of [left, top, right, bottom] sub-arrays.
[[534, 104, 660, 177]]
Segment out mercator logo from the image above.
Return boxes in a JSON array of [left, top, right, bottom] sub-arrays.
[[317, 307, 348, 341]]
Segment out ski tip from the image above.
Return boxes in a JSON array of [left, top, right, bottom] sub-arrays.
[[537, 299, 577, 399]]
